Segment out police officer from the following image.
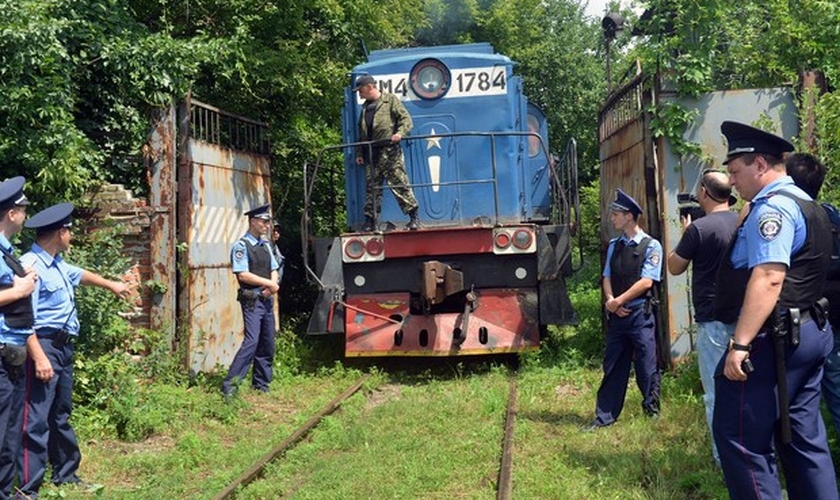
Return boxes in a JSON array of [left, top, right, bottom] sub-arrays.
[[223, 204, 279, 399], [587, 189, 663, 429], [353, 74, 420, 231], [18, 202, 128, 495], [713, 121, 838, 499], [0, 176, 37, 499]]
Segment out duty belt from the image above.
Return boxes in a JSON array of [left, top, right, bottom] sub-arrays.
[[37, 328, 73, 348]]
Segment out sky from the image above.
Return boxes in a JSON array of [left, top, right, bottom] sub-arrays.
[[583, 0, 612, 20], [583, 0, 641, 21]]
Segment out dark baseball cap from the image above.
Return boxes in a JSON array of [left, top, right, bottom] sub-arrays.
[[353, 75, 376, 91]]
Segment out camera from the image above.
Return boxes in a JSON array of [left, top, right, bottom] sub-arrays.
[[677, 193, 705, 221]]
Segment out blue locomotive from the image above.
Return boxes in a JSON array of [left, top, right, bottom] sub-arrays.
[[303, 43, 579, 356]]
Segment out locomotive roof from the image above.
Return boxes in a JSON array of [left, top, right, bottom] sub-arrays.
[[365, 43, 510, 63]]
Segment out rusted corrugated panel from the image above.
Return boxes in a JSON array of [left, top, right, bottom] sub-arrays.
[[146, 106, 177, 339], [184, 141, 271, 373], [599, 77, 650, 246], [176, 99, 272, 374]]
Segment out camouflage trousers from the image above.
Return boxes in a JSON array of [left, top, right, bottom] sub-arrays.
[[364, 146, 419, 218]]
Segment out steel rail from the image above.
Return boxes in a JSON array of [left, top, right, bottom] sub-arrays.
[[213, 374, 371, 500], [497, 376, 518, 500]]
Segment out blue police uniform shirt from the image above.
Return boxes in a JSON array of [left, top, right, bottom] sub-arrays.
[[20, 243, 84, 336], [603, 230, 663, 308], [0, 234, 35, 345], [231, 232, 279, 274], [730, 176, 809, 270]]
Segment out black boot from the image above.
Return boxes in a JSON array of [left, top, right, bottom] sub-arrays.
[[406, 210, 419, 230], [362, 216, 375, 232]]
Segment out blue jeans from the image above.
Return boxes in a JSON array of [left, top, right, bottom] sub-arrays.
[[696, 320, 734, 465], [822, 329, 840, 436]]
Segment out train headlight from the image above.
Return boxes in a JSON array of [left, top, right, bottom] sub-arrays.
[[410, 59, 450, 100], [493, 227, 536, 255], [366, 238, 384, 256], [344, 238, 365, 260], [342, 235, 386, 263], [512, 229, 534, 250]]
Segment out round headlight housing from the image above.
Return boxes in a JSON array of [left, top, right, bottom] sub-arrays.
[[512, 229, 534, 250], [410, 59, 451, 100], [345, 239, 366, 260]]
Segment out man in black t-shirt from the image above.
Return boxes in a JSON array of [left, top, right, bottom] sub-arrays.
[[667, 170, 739, 466]]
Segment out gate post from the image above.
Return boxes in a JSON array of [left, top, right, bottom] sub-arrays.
[[145, 105, 178, 340]]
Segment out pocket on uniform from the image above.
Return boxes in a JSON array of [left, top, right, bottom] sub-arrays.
[[41, 277, 67, 300]]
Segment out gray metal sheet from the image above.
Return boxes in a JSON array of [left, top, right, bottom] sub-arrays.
[[658, 87, 798, 357], [183, 129, 272, 373]]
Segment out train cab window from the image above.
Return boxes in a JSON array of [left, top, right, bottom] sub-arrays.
[[410, 59, 451, 100], [528, 114, 542, 157]]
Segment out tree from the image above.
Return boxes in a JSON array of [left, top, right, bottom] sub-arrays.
[[628, 0, 840, 196], [0, 0, 218, 202]]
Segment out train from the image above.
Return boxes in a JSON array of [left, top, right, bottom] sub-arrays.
[[302, 43, 580, 357]]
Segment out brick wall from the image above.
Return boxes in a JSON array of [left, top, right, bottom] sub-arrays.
[[91, 184, 154, 330]]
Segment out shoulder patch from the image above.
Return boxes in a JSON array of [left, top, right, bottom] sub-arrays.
[[649, 251, 661, 267], [757, 212, 783, 241], [234, 249, 246, 262]]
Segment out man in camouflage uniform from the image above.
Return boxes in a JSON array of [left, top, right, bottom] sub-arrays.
[[353, 75, 419, 231]]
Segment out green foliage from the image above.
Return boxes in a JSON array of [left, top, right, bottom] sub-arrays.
[[0, 0, 220, 200], [649, 101, 701, 157], [67, 219, 133, 356], [818, 91, 840, 205], [623, 0, 840, 198], [577, 180, 603, 259], [472, 0, 605, 183]]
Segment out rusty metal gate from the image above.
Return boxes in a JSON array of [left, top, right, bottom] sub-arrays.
[[148, 97, 272, 373], [599, 66, 799, 365], [597, 70, 670, 368]]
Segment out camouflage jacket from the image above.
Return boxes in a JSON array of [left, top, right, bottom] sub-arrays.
[[356, 92, 412, 158]]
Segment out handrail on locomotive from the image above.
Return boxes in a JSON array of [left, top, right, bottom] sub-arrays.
[[300, 130, 582, 288]]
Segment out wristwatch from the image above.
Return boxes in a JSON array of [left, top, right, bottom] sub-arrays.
[[728, 338, 751, 352]]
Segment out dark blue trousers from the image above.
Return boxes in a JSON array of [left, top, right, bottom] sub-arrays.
[[595, 306, 661, 426], [713, 321, 838, 500], [0, 357, 24, 500], [223, 296, 275, 395], [18, 333, 81, 497]]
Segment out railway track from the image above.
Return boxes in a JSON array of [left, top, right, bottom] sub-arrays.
[[214, 372, 520, 499], [213, 374, 370, 500], [497, 376, 518, 500]]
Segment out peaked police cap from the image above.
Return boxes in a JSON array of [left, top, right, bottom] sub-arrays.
[[721, 121, 794, 165], [610, 188, 643, 217], [244, 204, 271, 220], [0, 176, 29, 210], [24, 202, 74, 231]]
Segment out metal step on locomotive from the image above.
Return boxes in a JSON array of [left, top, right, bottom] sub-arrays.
[[302, 43, 580, 357]]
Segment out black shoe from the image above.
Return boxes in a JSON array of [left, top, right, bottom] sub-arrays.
[[362, 216, 375, 232], [580, 420, 612, 432], [406, 210, 420, 230], [54, 479, 102, 492]]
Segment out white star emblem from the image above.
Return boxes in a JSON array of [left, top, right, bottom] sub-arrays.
[[426, 128, 442, 150]]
